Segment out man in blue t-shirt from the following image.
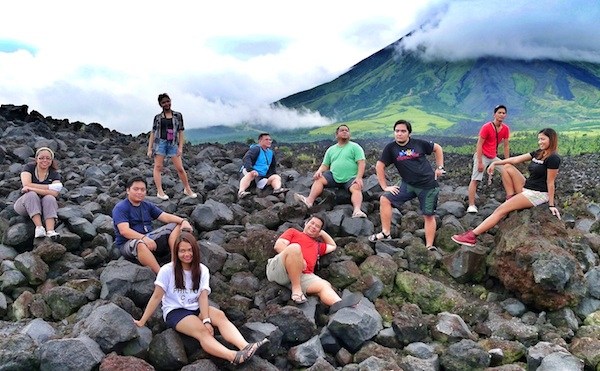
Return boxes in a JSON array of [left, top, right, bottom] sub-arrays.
[[238, 133, 288, 199], [369, 120, 445, 253], [112, 176, 193, 273]]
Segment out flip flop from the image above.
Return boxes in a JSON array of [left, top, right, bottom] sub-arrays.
[[238, 191, 251, 199], [291, 292, 307, 304], [330, 292, 362, 314], [368, 232, 391, 242], [352, 210, 367, 218]]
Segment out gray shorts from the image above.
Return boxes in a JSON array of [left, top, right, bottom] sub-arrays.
[[117, 223, 176, 260], [266, 253, 322, 294], [471, 154, 504, 181], [322, 171, 355, 191]]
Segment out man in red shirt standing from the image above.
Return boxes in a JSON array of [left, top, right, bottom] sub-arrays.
[[266, 215, 361, 312], [467, 105, 518, 213]]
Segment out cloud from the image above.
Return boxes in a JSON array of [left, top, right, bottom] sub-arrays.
[[398, 0, 600, 63], [0, 0, 422, 134], [0, 39, 37, 54]]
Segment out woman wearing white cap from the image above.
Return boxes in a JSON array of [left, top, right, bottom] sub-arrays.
[[14, 147, 62, 239]]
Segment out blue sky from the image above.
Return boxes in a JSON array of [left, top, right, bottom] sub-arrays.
[[1, 0, 599, 135]]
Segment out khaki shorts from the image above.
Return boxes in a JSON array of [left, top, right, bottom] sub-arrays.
[[521, 188, 549, 206], [471, 154, 504, 181], [266, 253, 322, 293]]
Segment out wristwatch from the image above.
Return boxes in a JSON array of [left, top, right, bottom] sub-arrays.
[[437, 166, 444, 170]]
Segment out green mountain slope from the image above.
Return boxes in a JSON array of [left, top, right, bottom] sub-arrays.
[[187, 36, 600, 144], [278, 44, 600, 138]]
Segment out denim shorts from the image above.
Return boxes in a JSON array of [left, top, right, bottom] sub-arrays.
[[155, 139, 178, 158]]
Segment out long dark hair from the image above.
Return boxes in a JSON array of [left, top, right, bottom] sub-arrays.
[[536, 128, 558, 160], [173, 232, 201, 291]]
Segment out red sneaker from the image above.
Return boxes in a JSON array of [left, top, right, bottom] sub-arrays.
[[451, 230, 477, 246]]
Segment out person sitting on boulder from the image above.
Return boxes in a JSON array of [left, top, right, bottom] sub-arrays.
[[238, 132, 288, 199], [112, 175, 193, 273], [369, 120, 445, 257], [452, 128, 561, 247], [134, 232, 268, 365], [293, 125, 367, 218], [266, 215, 362, 311], [14, 147, 62, 239]]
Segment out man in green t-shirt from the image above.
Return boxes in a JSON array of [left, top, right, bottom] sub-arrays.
[[293, 125, 367, 218]]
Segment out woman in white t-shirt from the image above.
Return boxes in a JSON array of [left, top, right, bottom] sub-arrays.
[[134, 232, 268, 365]]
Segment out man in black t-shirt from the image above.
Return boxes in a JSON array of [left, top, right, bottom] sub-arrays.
[[369, 120, 445, 252]]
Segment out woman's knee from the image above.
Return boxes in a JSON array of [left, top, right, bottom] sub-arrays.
[[41, 195, 57, 203], [209, 307, 227, 322]]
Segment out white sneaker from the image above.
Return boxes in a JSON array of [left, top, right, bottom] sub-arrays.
[[35, 226, 46, 238], [156, 193, 169, 200], [46, 230, 60, 239], [467, 205, 478, 214]]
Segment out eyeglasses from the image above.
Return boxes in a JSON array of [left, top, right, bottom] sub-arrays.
[[37, 157, 52, 161]]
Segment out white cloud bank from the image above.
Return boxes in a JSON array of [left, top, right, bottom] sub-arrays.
[[0, 0, 424, 134], [399, 0, 600, 63], [1, 0, 599, 135]]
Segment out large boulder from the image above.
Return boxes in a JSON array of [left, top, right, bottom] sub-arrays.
[[489, 207, 586, 311]]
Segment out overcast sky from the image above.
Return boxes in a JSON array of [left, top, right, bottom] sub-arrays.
[[1, 0, 598, 135]]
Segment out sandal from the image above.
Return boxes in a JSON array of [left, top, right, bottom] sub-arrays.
[[368, 232, 391, 242], [293, 193, 312, 208], [330, 292, 362, 314], [273, 187, 289, 195], [291, 292, 307, 304], [238, 191, 251, 199], [232, 338, 270, 365], [352, 210, 367, 218]]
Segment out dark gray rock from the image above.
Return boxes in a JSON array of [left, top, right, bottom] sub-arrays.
[[288, 335, 325, 367], [0, 333, 39, 370], [501, 298, 527, 317], [147, 328, 187, 370], [20, 318, 56, 345], [14, 251, 49, 285], [66, 216, 97, 241], [76, 303, 139, 353], [266, 305, 316, 344], [537, 351, 584, 371], [43, 285, 88, 320], [526, 341, 570, 370], [39, 335, 104, 371], [440, 339, 490, 371], [327, 297, 383, 352], [432, 312, 476, 343], [99, 260, 155, 308]]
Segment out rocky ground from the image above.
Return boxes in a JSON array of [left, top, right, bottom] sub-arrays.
[[1, 104, 600, 371]]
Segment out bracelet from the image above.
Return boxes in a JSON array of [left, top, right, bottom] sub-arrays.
[[202, 318, 211, 324], [179, 218, 186, 225], [548, 205, 555, 208]]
